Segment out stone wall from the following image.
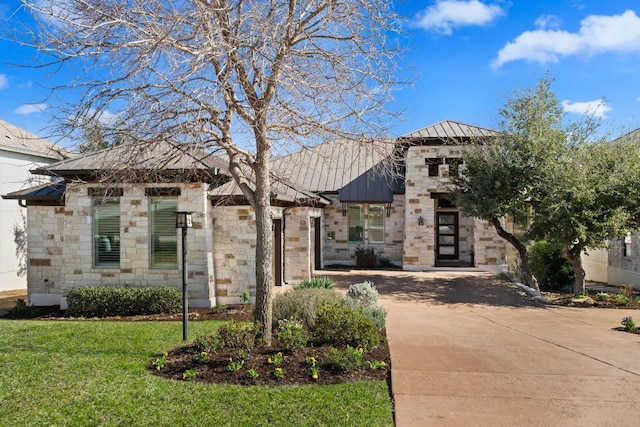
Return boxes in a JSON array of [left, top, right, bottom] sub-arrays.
[[403, 144, 506, 270], [321, 194, 404, 267], [28, 182, 215, 307], [283, 207, 322, 283]]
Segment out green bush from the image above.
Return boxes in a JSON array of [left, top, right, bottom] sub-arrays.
[[272, 288, 342, 329], [613, 294, 631, 306], [314, 304, 381, 351], [293, 276, 335, 290], [529, 241, 574, 291], [322, 346, 363, 373], [216, 320, 262, 359], [274, 319, 308, 352], [66, 286, 181, 317], [346, 281, 378, 307], [342, 298, 387, 330]]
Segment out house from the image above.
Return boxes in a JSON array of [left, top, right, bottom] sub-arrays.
[[0, 120, 69, 292], [581, 128, 640, 288], [3, 120, 509, 307]]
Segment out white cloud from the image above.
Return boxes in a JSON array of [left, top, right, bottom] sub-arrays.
[[14, 103, 48, 115], [535, 15, 562, 30], [494, 10, 640, 67], [562, 99, 611, 118], [414, 0, 504, 35], [0, 74, 8, 89]]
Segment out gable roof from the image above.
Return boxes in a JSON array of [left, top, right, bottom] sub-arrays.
[[400, 120, 497, 141], [0, 120, 70, 161]]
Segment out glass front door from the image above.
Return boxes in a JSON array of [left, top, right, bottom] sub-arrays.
[[436, 212, 458, 260]]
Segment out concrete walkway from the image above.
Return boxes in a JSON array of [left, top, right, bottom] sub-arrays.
[[325, 270, 640, 427]]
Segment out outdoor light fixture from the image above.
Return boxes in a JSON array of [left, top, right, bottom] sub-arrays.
[[175, 211, 193, 229], [176, 211, 193, 341], [418, 216, 424, 226]]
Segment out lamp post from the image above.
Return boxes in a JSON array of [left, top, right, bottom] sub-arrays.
[[176, 211, 193, 341]]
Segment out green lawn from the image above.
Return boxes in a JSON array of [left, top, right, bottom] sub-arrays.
[[0, 320, 393, 427]]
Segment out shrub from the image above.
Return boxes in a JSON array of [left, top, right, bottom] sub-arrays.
[[595, 292, 610, 302], [314, 304, 381, 351], [272, 288, 342, 329], [529, 241, 574, 291], [66, 286, 181, 317], [274, 319, 308, 352], [293, 276, 335, 290], [621, 316, 637, 333], [613, 294, 631, 306], [216, 320, 262, 359], [322, 346, 363, 373], [342, 299, 387, 330], [346, 281, 378, 307]]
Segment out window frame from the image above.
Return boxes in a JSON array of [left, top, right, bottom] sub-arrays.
[[347, 204, 364, 243], [368, 203, 385, 244]]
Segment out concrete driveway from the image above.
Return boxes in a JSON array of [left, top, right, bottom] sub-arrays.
[[324, 270, 640, 427]]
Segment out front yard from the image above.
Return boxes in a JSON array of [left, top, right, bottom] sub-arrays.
[[0, 319, 393, 426]]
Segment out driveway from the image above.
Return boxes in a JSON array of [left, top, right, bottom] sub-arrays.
[[324, 270, 640, 427]]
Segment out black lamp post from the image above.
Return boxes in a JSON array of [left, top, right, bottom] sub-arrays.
[[176, 211, 193, 341]]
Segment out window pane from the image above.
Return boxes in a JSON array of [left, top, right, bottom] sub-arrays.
[[348, 204, 363, 242], [150, 198, 178, 268], [94, 198, 120, 267], [369, 204, 385, 243]]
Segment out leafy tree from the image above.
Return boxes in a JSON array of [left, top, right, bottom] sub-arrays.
[[17, 0, 401, 344], [454, 76, 640, 295], [530, 135, 640, 295], [452, 77, 566, 292]]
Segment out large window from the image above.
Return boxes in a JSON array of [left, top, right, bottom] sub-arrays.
[[150, 198, 178, 268], [94, 198, 120, 267], [347, 203, 385, 244]]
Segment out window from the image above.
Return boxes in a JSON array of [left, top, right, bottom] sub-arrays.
[[447, 158, 463, 177], [347, 203, 385, 244], [426, 158, 443, 177], [150, 198, 178, 268], [369, 204, 385, 243], [93, 198, 120, 267], [348, 204, 364, 242]]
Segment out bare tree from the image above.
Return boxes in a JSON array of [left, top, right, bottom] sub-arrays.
[[17, 0, 402, 344]]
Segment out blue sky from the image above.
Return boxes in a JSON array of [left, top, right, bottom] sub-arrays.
[[2, 0, 640, 147]]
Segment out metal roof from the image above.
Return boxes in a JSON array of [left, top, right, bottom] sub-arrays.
[[272, 138, 395, 193], [2, 180, 65, 201], [34, 140, 226, 177], [400, 120, 498, 140], [0, 120, 71, 160]]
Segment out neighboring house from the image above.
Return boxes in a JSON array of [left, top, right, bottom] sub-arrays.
[[0, 120, 69, 292], [582, 128, 640, 288], [3, 120, 509, 307]]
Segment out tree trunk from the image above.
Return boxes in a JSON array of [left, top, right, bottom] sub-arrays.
[[253, 132, 274, 346], [561, 244, 586, 296], [489, 218, 540, 293]]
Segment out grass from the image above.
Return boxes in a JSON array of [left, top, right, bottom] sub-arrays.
[[0, 320, 393, 426]]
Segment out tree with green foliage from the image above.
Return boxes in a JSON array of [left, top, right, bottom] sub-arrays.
[[454, 76, 640, 295], [529, 135, 640, 295], [452, 77, 567, 292]]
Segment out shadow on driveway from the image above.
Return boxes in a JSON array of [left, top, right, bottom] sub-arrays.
[[320, 269, 542, 308]]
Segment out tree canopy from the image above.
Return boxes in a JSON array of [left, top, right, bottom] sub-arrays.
[[453, 76, 640, 294]]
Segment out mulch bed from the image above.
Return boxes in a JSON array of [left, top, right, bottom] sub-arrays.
[[1, 303, 391, 387]]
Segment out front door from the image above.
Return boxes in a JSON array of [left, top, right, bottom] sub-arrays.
[[272, 219, 283, 286], [436, 212, 458, 260]]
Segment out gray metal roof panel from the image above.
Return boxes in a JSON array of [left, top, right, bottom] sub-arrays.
[[400, 120, 498, 140]]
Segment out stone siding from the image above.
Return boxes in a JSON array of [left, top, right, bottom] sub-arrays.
[[322, 194, 404, 267], [27, 182, 215, 307]]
